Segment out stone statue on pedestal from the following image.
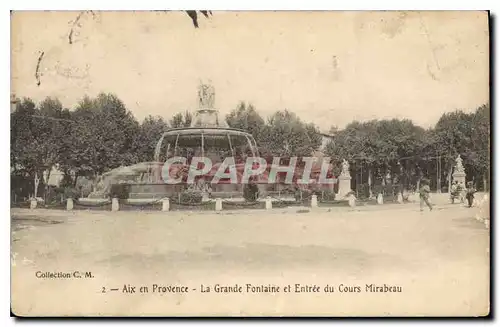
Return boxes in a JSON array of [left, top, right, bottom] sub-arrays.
[[337, 159, 352, 198], [193, 81, 229, 128], [341, 159, 350, 177], [452, 154, 466, 190], [198, 82, 215, 109], [33, 172, 40, 199], [455, 155, 465, 173]]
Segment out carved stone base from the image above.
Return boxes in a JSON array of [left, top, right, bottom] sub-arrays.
[[397, 192, 403, 204], [162, 198, 170, 212], [452, 171, 466, 188], [348, 194, 356, 207], [337, 176, 352, 199], [66, 198, 74, 210]]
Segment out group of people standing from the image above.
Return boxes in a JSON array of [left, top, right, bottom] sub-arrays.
[[418, 179, 477, 212]]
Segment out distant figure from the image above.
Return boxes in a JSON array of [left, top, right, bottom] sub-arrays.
[[419, 179, 433, 211], [465, 182, 477, 208], [450, 181, 463, 204]]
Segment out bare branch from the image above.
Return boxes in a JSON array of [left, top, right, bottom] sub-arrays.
[[68, 11, 85, 45], [68, 11, 98, 45]]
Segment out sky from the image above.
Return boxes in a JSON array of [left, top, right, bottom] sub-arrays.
[[11, 11, 489, 131]]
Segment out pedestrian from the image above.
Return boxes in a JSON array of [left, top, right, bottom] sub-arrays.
[[419, 178, 433, 211], [450, 181, 459, 203], [465, 181, 476, 208]]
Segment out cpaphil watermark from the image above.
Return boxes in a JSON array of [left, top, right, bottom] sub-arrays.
[[161, 156, 338, 185]]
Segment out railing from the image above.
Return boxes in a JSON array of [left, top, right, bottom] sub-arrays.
[[16, 191, 423, 212]]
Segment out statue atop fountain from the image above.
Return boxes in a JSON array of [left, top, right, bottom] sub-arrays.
[[192, 81, 228, 128], [198, 81, 215, 109]]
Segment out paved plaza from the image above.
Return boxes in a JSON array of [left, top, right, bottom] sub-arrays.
[[11, 199, 490, 316]]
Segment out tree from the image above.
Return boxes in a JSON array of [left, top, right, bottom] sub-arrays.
[[95, 93, 140, 169], [61, 95, 102, 180], [36, 98, 70, 182], [226, 102, 266, 142], [325, 119, 428, 195], [469, 104, 490, 190], [133, 115, 169, 162], [170, 111, 192, 128], [325, 120, 379, 196], [11, 98, 40, 197], [63, 93, 140, 182], [261, 110, 322, 157], [432, 109, 475, 191], [11, 97, 74, 198], [375, 119, 427, 187], [11, 98, 37, 176], [300, 123, 323, 156]]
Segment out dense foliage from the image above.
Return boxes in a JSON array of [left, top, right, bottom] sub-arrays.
[[10, 93, 490, 200]]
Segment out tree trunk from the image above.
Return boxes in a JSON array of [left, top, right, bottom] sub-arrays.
[[447, 168, 452, 194], [436, 156, 441, 193], [45, 168, 51, 185], [483, 172, 488, 192], [33, 171, 39, 198], [368, 166, 372, 198], [44, 168, 51, 203], [73, 173, 79, 188]]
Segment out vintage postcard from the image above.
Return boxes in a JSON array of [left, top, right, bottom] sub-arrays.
[[10, 11, 490, 317]]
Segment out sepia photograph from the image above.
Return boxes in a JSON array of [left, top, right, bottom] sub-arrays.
[[10, 10, 490, 317]]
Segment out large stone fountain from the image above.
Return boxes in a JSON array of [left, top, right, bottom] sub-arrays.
[[89, 82, 259, 200]]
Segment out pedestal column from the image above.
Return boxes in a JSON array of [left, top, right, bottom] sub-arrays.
[[452, 155, 467, 190], [337, 159, 352, 199]]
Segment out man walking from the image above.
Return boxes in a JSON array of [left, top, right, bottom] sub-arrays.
[[465, 181, 476, 208], [419, 179, 433, 211]]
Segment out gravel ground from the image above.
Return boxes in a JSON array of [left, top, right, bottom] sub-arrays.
[[10, 200, 490, 317]]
